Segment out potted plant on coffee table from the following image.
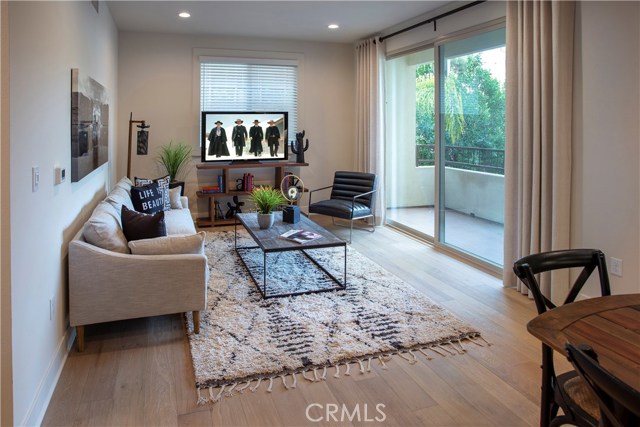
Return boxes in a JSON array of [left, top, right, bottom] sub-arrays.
[[249, 186, 286, 229], [157, 141, 192, 196]]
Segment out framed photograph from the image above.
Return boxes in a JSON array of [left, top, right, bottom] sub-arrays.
[[71, 68, 109, 182], [201, 111, 288, 163]]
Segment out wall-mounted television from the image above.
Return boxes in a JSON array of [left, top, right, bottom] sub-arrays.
[[201, 111, 288, 163]]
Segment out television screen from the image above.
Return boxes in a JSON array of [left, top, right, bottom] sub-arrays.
[[201, 111, 288, 163]]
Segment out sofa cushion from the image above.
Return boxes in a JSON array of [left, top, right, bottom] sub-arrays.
[[163, 208, 196, 235], [105, 186, 134, 212], [83, 201, 129, 253], [121, 205, 167, 242], [130, 181, 164, 214], [135, 175, 171, 211], [128, 231, 206, 255], [114, 176, 133, 194], [169, 187, 182, 209]]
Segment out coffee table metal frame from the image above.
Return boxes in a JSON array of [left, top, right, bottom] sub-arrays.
[[234, 212, 347, 299]]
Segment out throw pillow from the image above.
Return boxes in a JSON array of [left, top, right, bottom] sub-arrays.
[[135, 175, 171, 211], [169, 186, 182, 209], [130, 181, 164, 214], [83, 201, 129, 253], [121, 205, 167, 242], [104, 185, 134, 212], [128, 231, 205, 255], [114, 176, 133, 194]]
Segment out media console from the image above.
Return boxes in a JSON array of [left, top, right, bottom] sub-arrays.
[[195, 161, 308, 227]]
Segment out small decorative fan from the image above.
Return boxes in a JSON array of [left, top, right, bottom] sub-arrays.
[[280, 174, 304, 224], [280, 174, 305, 205]]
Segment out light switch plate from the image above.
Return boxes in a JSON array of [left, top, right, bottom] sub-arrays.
[[32, 166, 40, 192]]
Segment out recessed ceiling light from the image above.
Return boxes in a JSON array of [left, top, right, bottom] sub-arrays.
[[178, 11, 191, 18], [328, 24, 339, 29]]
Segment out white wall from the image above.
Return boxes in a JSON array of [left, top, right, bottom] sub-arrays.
[[444, 168, 504, 224], [8, 2, 118, 425], [117, 32, 355, 217], [572, 1, 640, 296]]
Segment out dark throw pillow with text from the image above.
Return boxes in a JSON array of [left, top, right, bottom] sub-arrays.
[[135, 175, 171, 211], [130, 181, 164, 214]]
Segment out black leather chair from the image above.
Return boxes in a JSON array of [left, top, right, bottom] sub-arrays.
[[308, 171, 377, 243], [513, 249, 611, 427], [565, 343, 640, 427]]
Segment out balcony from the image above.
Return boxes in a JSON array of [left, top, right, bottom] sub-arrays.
[[386, 145, 504, 266]]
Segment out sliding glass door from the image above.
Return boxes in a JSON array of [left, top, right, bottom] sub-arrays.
[[385, 49, 436, 238], [385, 24, 506, 269], [437, 27, 505, 265]]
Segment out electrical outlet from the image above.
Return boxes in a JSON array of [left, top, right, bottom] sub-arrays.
[[610, 257, 623, 277], [49, 298, 54, 320]]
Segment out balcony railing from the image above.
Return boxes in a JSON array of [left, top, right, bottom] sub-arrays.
[[416, 144, 504, 175]]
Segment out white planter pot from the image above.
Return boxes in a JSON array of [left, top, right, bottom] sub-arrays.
[[257, 212, 275, 229]]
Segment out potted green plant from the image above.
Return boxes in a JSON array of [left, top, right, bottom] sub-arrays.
[[248, 186, 286, 229], [156, 141, 192, 195]]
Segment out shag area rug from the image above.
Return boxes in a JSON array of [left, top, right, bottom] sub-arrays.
[[186, 229, 486, 404]]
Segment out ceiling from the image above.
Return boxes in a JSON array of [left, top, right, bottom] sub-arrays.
[[107, 1, 451, 43]]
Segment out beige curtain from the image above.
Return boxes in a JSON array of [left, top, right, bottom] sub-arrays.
[[355, 37, 385, 225], [504, 0, 575, 301]]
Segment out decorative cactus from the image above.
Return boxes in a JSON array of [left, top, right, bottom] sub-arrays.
[[291, 130, 309, 164]]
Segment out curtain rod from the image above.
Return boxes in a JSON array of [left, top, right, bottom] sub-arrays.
[[379, 1, 486, 42]]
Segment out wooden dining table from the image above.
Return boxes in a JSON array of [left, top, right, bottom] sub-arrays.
[[527, 293, 640, 392]]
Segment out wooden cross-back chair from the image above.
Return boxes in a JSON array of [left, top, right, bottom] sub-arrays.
[[513, 249, 611, 427]]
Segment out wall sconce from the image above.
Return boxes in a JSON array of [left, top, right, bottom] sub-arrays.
[[127, 112, 150, 179]]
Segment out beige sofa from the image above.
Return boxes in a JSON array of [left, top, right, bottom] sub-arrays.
[[69, 177, 208, 351]]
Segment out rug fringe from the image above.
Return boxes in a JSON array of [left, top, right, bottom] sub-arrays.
[[195, 333, 488, 405], [237, 380, 251, 394], [302, 370, 315, 382]]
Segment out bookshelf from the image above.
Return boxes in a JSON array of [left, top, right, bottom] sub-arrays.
[[196, 161, 308, 227]]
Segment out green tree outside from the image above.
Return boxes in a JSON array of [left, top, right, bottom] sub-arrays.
[[415, 53, 505, 173]]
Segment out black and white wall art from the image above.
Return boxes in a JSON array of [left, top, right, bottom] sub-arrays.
[[71, 68, 109, 182]]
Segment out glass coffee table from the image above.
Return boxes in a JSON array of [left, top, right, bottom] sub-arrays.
[[234, 212, 347, 299]]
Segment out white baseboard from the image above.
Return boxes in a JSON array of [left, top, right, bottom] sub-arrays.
[[20, 325, 74, 427]]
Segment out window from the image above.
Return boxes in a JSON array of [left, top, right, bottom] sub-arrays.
[[200, 59, 298, 137], [385, 25, 506, 270]]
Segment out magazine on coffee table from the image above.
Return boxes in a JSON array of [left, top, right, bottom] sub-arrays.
[[280, 229, 322, 244]]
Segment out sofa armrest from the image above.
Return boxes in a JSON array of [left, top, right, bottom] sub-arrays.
[[69, 239, 208, 327], [180, 196, 189, 209]]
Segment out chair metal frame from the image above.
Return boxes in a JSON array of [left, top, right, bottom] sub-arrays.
[[308, 172, 377, 243], [513, 249, 611, 427], [565, 343, 640, 427]]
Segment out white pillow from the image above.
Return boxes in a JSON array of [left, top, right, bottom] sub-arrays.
[[114, 176, 133, 193], [105, 186, 134, 212], [169, 186, 182, 209], [128, 231, 205, 255], [83, 201, 129, 254]]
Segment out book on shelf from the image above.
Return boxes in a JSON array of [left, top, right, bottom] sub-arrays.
[[242, 173, 254, 192], [214, 200, 225, 220], [279, 229, 322, 244], [201, 185, 222, 194]]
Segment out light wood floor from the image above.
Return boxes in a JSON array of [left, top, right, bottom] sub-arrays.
[[43, 217, 564, 427]]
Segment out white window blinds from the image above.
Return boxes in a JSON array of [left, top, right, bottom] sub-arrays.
[[200, 61, 298, 137]]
